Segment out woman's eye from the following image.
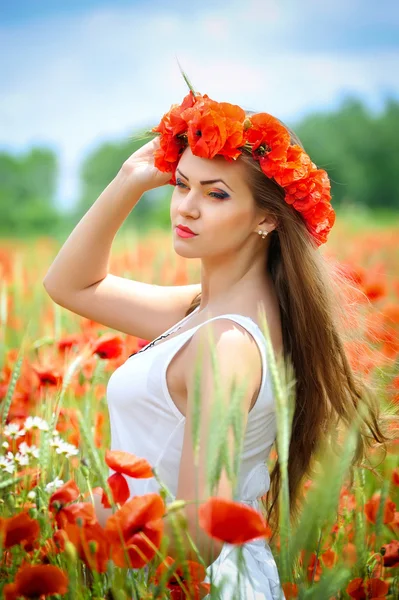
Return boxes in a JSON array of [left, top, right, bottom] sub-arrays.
[[209, 191, 229, 200], [176, 179, 229, 200]]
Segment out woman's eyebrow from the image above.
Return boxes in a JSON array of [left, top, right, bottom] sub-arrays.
[[176, 168, 234, 192]]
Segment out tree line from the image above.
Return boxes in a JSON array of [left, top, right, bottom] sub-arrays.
[[0, 94, 398, 239]]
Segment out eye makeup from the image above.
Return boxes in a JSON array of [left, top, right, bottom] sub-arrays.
[[175, 179, 230, 200]]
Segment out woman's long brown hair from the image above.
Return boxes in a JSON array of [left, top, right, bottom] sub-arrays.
[[183, 111, 398, 542]]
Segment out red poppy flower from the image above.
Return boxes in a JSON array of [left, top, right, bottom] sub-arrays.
[[53, 406, 81, 447], [3, 564, 68, 599], [105, 493, 165, 568], [49, 479, 80, 511], [198, 497, 272, 544], [91, 333, 124, 359], [342, 543, 358, 567], [364, 493, 396, 524], [282, 581, 299, 599], [57, 333, 81, 353], [306, 552, 323, 582], [246, 113, 290, 159], [285, 168, 331, 213], [216, 101, 247, 161], [153, 556, 211, 599], [0, 511, 40, 549], [101, 472, 130, 508], [347, 575, 390, 599], [154, 133, 181, 173], [152, 91, 196, 138], [301, 198, 336, 247], [367, 577, 390, 597], [55, 501, 97, 530], [263, 145, 313, 187], [320, 548, 337, 568], [152, 91, 197, 174], [347, 577, 366, 599], [53, 528, 69, 552], [15, 467, 41, 493], [63, 520, 110, 573], [364, 280, 389, 303], [381, 539, 399, 567], [105, 449, 154, 478], [94, 411, 105, 448], [381, 303, 399, 326], [185, 105, 228, 160]]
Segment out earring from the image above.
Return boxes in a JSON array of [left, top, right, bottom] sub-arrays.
[[257, 230, 268, 239]]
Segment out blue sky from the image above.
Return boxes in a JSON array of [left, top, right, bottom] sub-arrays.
[[1, 0, 398, 212]]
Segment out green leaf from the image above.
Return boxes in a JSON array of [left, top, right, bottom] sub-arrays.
[[175, 56, 198, 96]]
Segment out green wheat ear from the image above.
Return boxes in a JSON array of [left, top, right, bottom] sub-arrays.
[[175, 55, 198, 96]]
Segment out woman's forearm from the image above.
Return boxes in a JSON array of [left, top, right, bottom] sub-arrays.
[[42, 167, 146, 298]]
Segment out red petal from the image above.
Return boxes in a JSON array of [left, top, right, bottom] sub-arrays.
[[105, 449, 153, 478], [3, 583, 19, 600], [49, 479, 80, 509], [105, 493, 165, 545], [102, 472, 130, 508], [198, 497, 272, 544], [110, 517, 164, 569], [1, 512, 40, 549], [14, 564, 69, 596], [56, 502, 97, 529]]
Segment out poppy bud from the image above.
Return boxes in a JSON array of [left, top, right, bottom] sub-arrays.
[[81, 465, 90, 479], [76, 517, 84, 528], [5, 492, 15, 510], [28, 508, 38, 520], [88, 540, 98, 555], [166, 499, 187, 515], [64, 540, 78, 563]]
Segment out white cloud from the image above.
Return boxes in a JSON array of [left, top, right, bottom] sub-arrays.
[[0, 2, 398, 212]]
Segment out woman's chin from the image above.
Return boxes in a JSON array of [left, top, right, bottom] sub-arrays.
[[173, 245, 200, 258]]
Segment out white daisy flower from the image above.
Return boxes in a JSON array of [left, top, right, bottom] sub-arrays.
[[49, 435, 62, 449], [1, 441, 9, 450], [3, 423, 25, 439], [55, 441, 79, 459], [18, 442, 40, 459], [0, 456, 15, 474], [23, 416, 50, 432], [45, 477, 65, 493], [13, 452, 30, 466]]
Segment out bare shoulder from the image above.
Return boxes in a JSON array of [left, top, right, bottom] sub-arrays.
[[184, 318, 262, 394]]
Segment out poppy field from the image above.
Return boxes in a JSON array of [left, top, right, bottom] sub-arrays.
[[0, 217, 398, 599]]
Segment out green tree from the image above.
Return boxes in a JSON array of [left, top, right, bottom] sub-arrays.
[[293, 95, 399, 210], [0, 147, 60, 237], [73, 128, 166, 229]]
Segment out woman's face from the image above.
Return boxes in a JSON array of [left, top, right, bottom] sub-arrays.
[[170, 146, 266, 260]]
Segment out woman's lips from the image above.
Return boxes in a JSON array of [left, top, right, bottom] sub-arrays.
[[176, 226, 198, 238]]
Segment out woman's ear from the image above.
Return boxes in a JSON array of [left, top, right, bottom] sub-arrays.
[[259, 214, 278, 232]]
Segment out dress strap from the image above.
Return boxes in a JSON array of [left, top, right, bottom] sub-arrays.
[[128, 306, 200, 359]]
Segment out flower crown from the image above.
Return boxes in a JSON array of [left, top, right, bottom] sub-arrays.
[[151, 89, 335, 247]]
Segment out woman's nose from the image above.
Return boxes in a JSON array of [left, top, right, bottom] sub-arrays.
[[177, 193, 199, 216]]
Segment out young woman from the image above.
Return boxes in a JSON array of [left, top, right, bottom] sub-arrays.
[[43, 88, 391, 599]]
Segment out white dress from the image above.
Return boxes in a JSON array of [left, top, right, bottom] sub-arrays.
[[106, 306, 286, 600]]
